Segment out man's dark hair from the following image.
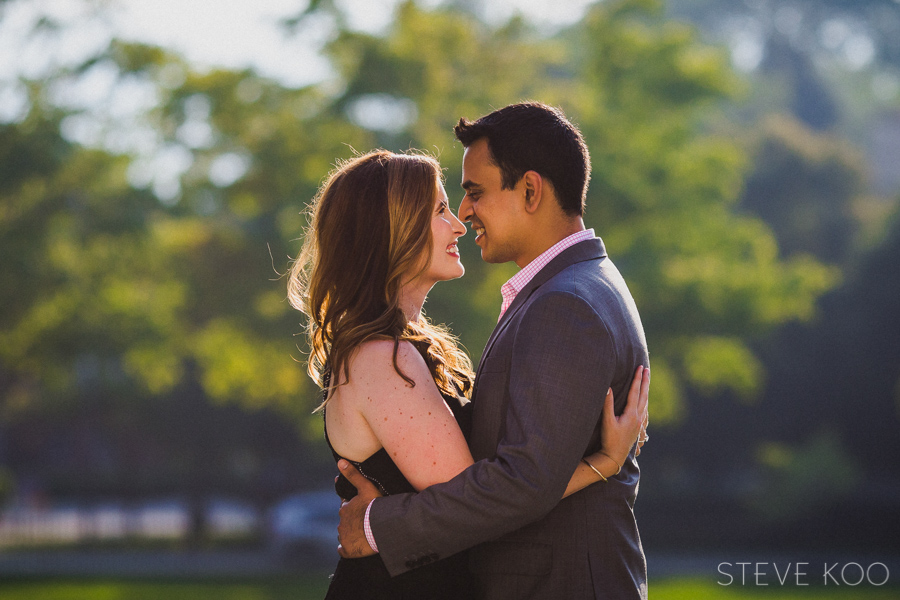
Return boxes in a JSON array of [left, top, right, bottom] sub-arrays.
[[454, 102, 591, 216]]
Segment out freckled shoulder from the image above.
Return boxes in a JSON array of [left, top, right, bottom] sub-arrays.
[[343, 339, 433, 400], [347, 339, 473, 491]]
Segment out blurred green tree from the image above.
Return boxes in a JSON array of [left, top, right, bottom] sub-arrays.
[[739, 115, 868, 264], [0, 39, 355, 425], [751, 429, 859, 521], [0, 52, 337, 539], [286, 0, 837, 424], [1, 0, 837, 435], [0, 1, 849, 536]]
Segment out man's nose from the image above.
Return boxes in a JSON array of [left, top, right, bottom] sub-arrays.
[[458, 196, 473, 223]]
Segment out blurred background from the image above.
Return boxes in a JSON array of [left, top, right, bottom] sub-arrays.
[[1, 0, 898, 597]]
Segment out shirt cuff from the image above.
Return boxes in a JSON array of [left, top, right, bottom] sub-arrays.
[[363, 499, 379, 553]]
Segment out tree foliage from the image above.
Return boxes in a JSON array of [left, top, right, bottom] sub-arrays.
[[3, 0, 896, 551], [0, 0, 837, 440], [298, 0, 837, 423], [740, 115, 868, 264]]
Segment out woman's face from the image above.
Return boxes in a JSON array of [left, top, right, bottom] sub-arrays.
[[418, 179, 467, 285]]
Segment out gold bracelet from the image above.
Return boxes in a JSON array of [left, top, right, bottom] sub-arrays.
[[582, 458, 607, 482], [599, 451, 622, 475]]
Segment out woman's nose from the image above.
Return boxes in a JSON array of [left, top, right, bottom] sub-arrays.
[[451, 211, 467, 236]]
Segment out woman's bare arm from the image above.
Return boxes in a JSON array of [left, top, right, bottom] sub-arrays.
[[342, 340, 474, 491], [337, 345, 647, 499]]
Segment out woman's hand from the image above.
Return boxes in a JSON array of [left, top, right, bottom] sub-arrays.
[[562, 366, 649, 497], [597, 365, 649, 468]]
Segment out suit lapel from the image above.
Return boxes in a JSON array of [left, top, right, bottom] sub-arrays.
[[478, 238, 608, 369]]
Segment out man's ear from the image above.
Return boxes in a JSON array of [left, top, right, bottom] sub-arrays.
[[522, 171, 543, 214]]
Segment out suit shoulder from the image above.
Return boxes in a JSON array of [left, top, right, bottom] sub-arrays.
[[522, 287, 603, 325], [539, 256, 639, 319], [539, 256, 617, 297]]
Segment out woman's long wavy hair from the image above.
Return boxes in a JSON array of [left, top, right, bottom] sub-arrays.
[[288, 150, 474, 410]]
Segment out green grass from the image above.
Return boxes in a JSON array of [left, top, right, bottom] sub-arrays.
[[653, 578, 898, 599], [0, 577, 894, 599], [0, 577, 331, 600]]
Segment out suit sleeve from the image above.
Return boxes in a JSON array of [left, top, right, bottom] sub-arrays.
[[369, 290, 616, 576]]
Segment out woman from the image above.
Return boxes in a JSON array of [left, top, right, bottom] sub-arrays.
[[288, 150, 648, 598]]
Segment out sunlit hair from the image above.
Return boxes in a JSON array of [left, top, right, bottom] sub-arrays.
[[288, 150, 474, 410]]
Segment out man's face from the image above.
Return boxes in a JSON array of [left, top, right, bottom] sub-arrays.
[[458, 138, 526, 264]]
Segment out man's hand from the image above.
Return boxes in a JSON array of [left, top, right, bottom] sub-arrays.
[[336, 459, 382, 558]]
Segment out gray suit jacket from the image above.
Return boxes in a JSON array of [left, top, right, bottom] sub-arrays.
[[369, 237, 649, 599]]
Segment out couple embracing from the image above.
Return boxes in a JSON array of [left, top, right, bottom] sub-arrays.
[[289, 102, 651, 599]]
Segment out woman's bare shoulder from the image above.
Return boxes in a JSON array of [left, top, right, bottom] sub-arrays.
[[351, 339, 425, 368], [345, 339, 430, 388]]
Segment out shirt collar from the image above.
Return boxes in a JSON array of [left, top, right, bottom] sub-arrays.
[[497, 229, 595, 320], [503, 228, 595, 295]]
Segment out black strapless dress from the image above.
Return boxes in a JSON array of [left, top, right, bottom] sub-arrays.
[[323, 383, 475, 600]]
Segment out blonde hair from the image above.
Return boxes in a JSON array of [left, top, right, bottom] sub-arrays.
[[288, 150, 474, 409]]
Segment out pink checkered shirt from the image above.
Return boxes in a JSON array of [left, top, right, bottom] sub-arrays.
[[362, 230, 594, 553], [498, 229, 595, 320], [364, 500, 378, 552]]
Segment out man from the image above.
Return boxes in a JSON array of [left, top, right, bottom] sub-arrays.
[[337, 102, 649, 598]]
